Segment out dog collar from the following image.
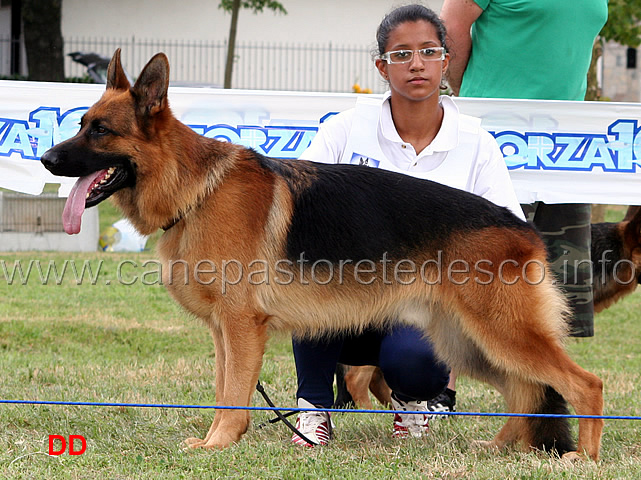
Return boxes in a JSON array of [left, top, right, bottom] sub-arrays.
[[161, 216, 181, 231]]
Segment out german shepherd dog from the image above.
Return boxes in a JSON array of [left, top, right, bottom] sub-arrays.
[[340, 206, 641, 411], [40, 50, 604, 460], [593, 206, 641, 312]]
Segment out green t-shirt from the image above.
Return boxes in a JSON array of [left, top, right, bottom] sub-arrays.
[[459, 0, 608, 100]]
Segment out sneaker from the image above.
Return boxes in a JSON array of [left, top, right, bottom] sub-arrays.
[[426, 388, 456, 419], [391, 392, 429, 438], [291, 398, 333, 447]]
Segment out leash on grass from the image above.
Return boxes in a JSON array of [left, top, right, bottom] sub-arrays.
[[255, 380, 332, 446]]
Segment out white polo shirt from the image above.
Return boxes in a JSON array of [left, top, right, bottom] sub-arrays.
[[301, 92, 524, 220]]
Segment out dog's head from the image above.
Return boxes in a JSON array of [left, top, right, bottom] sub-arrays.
[[40, 48, 171, 234]]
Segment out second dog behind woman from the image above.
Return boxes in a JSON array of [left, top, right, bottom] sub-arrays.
[[291, 4, 524, 446]]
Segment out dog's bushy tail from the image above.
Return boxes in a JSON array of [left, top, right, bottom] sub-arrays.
[[529, 385, 575, 456]]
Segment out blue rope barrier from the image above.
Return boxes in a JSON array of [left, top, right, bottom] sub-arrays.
[[1, 399, 639, 420]]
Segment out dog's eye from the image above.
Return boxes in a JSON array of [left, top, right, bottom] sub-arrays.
[[90, 125, 109, 136]]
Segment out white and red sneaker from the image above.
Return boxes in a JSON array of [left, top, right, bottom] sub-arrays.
[[290, 398, 333, 447], [391, 392, 430, 438]]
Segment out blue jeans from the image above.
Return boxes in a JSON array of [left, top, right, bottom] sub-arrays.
[[293, 325, 450, 407]]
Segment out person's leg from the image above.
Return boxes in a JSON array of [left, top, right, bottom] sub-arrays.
[[291, 330, 383, 446], [291, 335, 344, 446], [378, 325, 450, 437], [293, 335, 344, 408], [378, 325, 450, 401], [528, 202, 594, 337]]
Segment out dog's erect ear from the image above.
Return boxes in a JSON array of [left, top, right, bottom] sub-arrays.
[[622, 205, 641, 246], [623, 205, 641, 222], [106, 48, 131, 91], [628, 206, 641, 241], [131, 53, 170, 117]]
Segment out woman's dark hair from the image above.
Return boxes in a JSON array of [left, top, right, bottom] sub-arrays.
[[376, 4, 448, 56]]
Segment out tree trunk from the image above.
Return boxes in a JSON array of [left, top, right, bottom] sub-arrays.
[[591, 204, 607, 223], [585, 37, 603, 101], [10, 0, 22, 75], [224, 0, 241, 89], [586, 39, 606, 222], [22, 0, 65, 82]]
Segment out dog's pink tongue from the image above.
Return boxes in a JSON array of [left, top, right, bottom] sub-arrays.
[[62, 171, 105, 235]]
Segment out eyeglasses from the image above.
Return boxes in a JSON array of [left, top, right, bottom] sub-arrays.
[[379, 47, 446, 64]]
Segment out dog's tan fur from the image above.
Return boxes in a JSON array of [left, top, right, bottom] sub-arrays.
[[41, 50, 604, 460], [343, 365, 392, 408], [348, 206, 641, 419]]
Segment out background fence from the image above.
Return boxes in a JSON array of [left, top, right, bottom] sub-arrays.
[[0, 35, 12, 77], [0, 35, 387, 93]]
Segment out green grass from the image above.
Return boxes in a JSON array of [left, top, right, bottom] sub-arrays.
[[0, 205, 639, 478]]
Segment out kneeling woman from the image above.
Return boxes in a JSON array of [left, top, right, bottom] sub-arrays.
[[291, 4, 524, 446]]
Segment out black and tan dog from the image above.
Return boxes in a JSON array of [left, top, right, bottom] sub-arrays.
[[341, 206, 641, 412], [593, 206, 641, 312], [40, 50, 604, 460]]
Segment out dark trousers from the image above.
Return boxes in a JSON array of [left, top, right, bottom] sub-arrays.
[[522, 202, 594, 337], [293, 325, 450, 408]]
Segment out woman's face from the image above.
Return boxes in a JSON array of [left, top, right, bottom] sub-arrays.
[[375, 20, 449, 103]]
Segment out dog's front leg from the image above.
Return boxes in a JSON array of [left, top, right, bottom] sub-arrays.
[[189, 312, 268, 449], [185, 325, 226, 448]]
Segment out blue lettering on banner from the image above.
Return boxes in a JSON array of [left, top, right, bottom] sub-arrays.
[[3, 107, 641, 172], [0, 106, 319, 161], [194, 124, 317, 158], [493, 119, 641, 172], [0, 107, 86, 160]]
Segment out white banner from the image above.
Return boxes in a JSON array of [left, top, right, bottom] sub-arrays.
[[2, 80, 641, 204]]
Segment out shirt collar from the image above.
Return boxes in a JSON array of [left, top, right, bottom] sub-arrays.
[[379, 92, 460, 153]]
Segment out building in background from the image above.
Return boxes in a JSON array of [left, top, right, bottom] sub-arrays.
[[603, 41, 640, 102], [3, 0, 445, 92], [0, 0, 639, 99]]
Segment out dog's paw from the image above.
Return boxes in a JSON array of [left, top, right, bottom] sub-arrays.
[[561, 451, 587, 463], [184, 433, 237, 450], [470, 439, 500, 452], [184, 437, 206, 449]]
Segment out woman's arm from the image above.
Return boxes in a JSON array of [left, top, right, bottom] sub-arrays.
[[473, 130, 525, 220], [440, 0, 484, 96]]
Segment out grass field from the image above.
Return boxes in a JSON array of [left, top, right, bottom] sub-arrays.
[[0, 205, 639, 479]]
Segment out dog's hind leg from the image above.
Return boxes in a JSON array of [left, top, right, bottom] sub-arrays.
[[478, 288, 604, 461], [468, 320, 602, 459], [491, 338, 603, 460], [432, 330, 552, 453], [532, 349, 604, 461], [473, 375, 575, 456], [467, 324, 602, 460], [434, 278, 603, 460], [187, 311, 269, 449], [427, 310, 534, 452], [472, 378, 543, 452]]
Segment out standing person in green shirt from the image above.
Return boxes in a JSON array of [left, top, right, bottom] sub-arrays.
[[442, 0, 607, 100], [436, 0, 608, 413]]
